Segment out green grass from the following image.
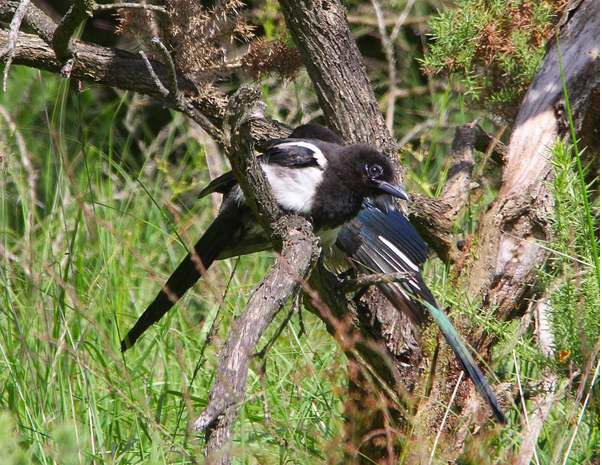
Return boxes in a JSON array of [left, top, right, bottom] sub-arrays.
[[0, 68, 350, 464], [0, 17, 599, 461]]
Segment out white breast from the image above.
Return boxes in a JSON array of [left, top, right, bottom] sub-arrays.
[[263, 164, 324, 214]]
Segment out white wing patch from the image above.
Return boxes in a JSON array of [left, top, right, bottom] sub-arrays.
[[377, 235, 420, 272], [275, 141, 328, 168], [235, 141, 326, 214]]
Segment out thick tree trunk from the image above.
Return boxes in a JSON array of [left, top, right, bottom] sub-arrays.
[[1, 0, 598, 463], [418, 0, 599, 458], [278, 0, 398, 158], [278, 0, 424, 461]]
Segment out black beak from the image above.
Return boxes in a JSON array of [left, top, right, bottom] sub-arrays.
[[375, 180, 410, 201]]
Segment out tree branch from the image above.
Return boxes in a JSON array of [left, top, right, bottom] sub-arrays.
[[0, 23, 288, 145], [194, 87, 321, 464], [52, 0, 95, 75], [0, 0, 57, 44], [421, 0, 599, 454], [408, 120, 481, 262]]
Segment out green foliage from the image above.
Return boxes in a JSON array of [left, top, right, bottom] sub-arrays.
[[422, 0, 563, 119], [0, 67, 351, 464], [544, 141, 600, 368]]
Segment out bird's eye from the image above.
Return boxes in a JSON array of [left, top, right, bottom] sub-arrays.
[[366, 164, 383, 178]]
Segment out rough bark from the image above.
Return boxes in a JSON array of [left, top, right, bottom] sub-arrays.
[[0, 0, 437, 242], [193, 88, 321, 464], [418, 0, 599, 456], [278, 0, 398, 158]]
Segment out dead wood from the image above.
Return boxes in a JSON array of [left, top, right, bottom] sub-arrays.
[[194, 88, 321, 464], [419, 0, 599, 457]]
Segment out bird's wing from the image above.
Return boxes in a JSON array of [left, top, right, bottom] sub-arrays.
[[336, 202, 430, 326], [261, 141, 324, 169], [198, 140, 326, 199], [337, 202, 507, 423]]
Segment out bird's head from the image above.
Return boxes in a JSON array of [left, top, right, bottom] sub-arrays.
[[348, 144, 409, 201]]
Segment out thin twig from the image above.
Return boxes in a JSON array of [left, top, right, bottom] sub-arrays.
[[259, 360, 288, 447], [390, 0, 416, 44], [295, 293, 306, 338], [342, 271, 412, 293], [52, 0, 95, 76], [0, 1, 56, 44], [95, 2, 168, 13], [138, 50, 169, 97], [370, 0, 395, 132], [151, 37, 181, 104], [1, 0, 30, 92], [255, 298, 298, 359], [370, 0, 415, 131], [142, 37, 224, 141]]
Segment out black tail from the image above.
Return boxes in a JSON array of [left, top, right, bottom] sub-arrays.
[[120, 211, 240, 352], [337, 204, 507, 423], [422, 300, 507, 424]]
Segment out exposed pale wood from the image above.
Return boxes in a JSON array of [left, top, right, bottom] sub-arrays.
[[420, 0, 599, 455], [466, 0, 599, 316]]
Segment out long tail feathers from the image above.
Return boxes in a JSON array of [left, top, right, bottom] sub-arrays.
[[338, 204, 507, 422], [120, 247, 213, 352], [423, 300, 507, 424], [120, 211, 240, 352]]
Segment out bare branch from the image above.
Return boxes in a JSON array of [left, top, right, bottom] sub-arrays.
[[409, 120, 481, 262], [0, 17, 288, 143], [341, 271, 413, 294], [0, 1, 57, 44], [422, 2, 599, 453], [138, 50, 168, 97], [370, 0, 415, 131], [1, 0, 30, 91], [95, 2, 168, 13], [52, 0, 95, 75], [150, 37, 181, 103], [194, 88, 321, 464], [464, 0, 599, 317]]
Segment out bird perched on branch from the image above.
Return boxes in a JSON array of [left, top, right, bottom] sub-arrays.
[[121, 123, 506, 424], [288, 125, 506, 423], [120, 131, 408, 351]]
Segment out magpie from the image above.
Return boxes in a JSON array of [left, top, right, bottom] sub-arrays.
[[120, 134, 408, 352], [286, 125, 506, 423], [337, 205, 507, 423]]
